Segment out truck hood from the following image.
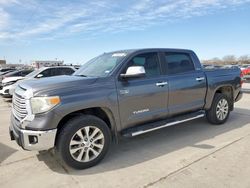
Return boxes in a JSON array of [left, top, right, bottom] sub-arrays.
[[19, 75, 99, 96]]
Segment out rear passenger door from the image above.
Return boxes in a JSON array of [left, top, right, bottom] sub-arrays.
[[162, 52, 206, 116]]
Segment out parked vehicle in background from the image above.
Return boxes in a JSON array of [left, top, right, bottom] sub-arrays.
[[0, 68, 16, 74], [9, 48, 242, 169], [243, 67, 250, 81], [241, 66, 250, 75], [0, 69, 33, 97], [202, 64, 222, 69], [1, 69, 33, 84], [4, 66, 76, 97], [0, 69, 16, 82], [239, 65, 249, 70], [223, 65, 239, 69]]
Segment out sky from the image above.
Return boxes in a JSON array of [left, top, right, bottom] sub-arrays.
[[0, 0, 250, 64]]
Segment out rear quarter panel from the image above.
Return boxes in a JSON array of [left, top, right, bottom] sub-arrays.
[[204, 68, 241, 109]]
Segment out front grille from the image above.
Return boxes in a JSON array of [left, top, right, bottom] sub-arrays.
[[12, 93, 27, 121]]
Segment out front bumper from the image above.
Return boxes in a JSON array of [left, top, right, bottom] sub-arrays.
[[9, 114, 57, 151]]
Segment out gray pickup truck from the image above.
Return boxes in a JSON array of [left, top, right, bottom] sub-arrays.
[[9, 48, 242, 169]]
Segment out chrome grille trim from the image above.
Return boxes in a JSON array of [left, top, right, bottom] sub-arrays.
[[12, 85, 34, 128], [12, 93, 28, 121]]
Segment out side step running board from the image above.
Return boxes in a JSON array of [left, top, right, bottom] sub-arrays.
[[122, 111, 205, 137]]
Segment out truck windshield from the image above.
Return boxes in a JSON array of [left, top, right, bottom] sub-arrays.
[[73, 52, 127, 77]]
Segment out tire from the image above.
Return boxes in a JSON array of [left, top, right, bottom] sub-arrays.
[[56, 115, 111, 169], [206, 93, 230, 125]]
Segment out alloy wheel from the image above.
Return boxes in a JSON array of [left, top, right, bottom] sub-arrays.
[[216, 98, 229, 121], [69, 126, 105, 162]]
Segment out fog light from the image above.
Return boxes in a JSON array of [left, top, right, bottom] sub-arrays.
[[29, 135, 38, 144]]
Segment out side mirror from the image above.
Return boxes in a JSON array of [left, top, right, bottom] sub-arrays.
[[36, 74, 43, 78], [120, 66, 146, 79]]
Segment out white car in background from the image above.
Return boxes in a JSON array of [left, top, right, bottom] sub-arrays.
[[1, 69, 33, 84], [0, 70, 33, 96], [0, 69, 16, 82], [1, 66, 76, 97]]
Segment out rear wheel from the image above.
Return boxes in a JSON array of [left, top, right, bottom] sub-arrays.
[[206, 93, 230, 125], [56, 115, 111, 169]]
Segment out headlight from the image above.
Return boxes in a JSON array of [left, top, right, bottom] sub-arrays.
[[30, 96, 61, 114]]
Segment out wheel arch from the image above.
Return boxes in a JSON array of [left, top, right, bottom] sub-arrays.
[[56, 107, 118, 143], [207, 85, 234, 111]]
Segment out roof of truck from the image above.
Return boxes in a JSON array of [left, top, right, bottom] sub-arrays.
[[106, 48, 194, 55]]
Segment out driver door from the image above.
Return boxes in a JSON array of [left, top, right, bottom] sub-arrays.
[[116, 52, 168, 129]]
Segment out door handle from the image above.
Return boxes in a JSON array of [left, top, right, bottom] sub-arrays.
[[196, 77, 205, 81], [156, 82, 168, 87]]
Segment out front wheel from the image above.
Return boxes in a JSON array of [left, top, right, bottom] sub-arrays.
[[56, 115, 111, 169], [206, 93, 230, 125]]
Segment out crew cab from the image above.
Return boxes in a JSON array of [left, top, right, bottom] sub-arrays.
[[9, 49, 242, 169]]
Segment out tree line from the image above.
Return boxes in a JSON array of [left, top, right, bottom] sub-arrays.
[[202, 55, 250, 65]]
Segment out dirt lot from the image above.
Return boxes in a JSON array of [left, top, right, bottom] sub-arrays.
[[0, 85, 250, 188]]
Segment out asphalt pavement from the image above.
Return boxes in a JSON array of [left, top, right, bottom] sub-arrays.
[[0, 84, 250, 188]]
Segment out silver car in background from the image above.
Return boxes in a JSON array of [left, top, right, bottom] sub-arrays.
[[8, 66, 76, 96]]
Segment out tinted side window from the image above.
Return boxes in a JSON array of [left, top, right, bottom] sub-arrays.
[[51, 68, 61, 76], [20, 71, 26, 76], [128, 53, 160, 77], [165, 53, 195, 74], [8, 71, 21, 76], [59, 68, 75, 75], [53, 68, 64, 76], [40, 69, 52, 77], [21, 70, 32, 76], [14, 72, 22, 76]]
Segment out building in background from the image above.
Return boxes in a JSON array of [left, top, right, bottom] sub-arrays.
[[31, 60, 64, 69], [0, 60, 6, 66]]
